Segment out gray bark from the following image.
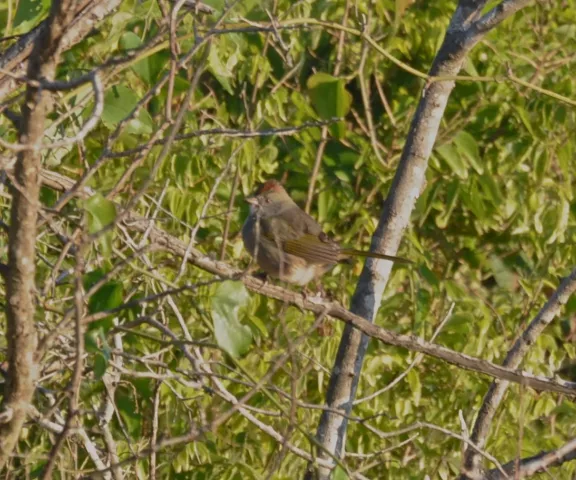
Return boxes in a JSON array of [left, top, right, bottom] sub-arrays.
[[306, 1, 533, 478]]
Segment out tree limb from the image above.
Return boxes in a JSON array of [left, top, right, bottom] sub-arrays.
[[0, 0, 122, 101], [118, 214, 575, 395], [462, 269, 576, 476], [31, 166, 576, 399], [307, 0, 535, 477], [484, 437, 576, 479], [472, 0, 533, 35], [0, 0, 79, 469]]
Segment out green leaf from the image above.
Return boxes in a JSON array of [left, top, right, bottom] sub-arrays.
[[462, 179, 487, 220], [85, 329, 100, 352], [333, 466, 349, 480], [93, 352, 109, 380], [102, 85, 153, 134], [436, 144, 468, 179], [211, 281, 252, 358], [514, 105, 535, 136], [462, 56, 480, 76], [119, 32, 151, 84], [435, 181, 460, 229], [488, 256, 517, 291], [407, 369, 421, 406], [88, 281, 123, 315], [13, 0, 50, 31], [317, 189, 329, 223], [307, 73, 352, 138], [395, 0, 412, 22], [419, 265, 439, 287], [84, 194, 117, 257], [446, 312, 475, 334], [208, 48, 234, 94], [546, 198, 570, 245], [247, 314, 268, 338], [87, 280, 123, 333], [116, 388, 142, 437], [477, 174, 503, 207], [85, 330, 111, 380], [533, 147, 549, 183], [454, 131, 483, 174], [84, 193, 117, 234], [444, 280, 467, 300]]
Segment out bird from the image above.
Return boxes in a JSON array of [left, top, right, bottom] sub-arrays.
[[241, 180, 411, 286]]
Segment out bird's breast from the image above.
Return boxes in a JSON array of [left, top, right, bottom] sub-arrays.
[[282, 264, 321, 286]]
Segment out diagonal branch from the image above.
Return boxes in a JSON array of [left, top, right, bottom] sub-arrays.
[[461, 270, 576, 477], [120, 214, 575, 396], [485, 437, 576, 479], [32, 166, 576, 399], [472, 0, 534, 35]]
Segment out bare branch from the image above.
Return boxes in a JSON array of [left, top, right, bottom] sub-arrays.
[[118, 214, 576, 396], [0, 0, 122, 100], [33, 166, 576, 399], [0, 72, 104, 152], [41, 240, 86, 479], [485, 437, 576, 479], [472, 0, 534, 35], [105, 119, 341, 159], [462, 268, 576, 477]]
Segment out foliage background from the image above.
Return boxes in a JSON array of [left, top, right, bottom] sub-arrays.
[[0, 0, 575, 478]]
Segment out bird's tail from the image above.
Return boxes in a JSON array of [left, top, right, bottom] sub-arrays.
[[339, 248, 413, 264]]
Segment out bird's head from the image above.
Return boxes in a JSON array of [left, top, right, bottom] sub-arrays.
[[245, 180, 292, 213]]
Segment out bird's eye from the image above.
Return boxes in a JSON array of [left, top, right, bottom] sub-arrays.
[[263, 197, 271, 204]]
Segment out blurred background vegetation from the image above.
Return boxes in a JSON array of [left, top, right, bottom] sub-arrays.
[[0, 0, 575, 477]]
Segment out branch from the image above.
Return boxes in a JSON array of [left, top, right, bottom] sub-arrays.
[[0, 0, 78, 469], [306, 0, 535, 476], [0, 0, 122, 100], [117, 214, 575, 395], [29, 406, 111, 478], [104, 119, 340, 159], [0, 72, 104, 152], [29, 166, 576, 476], [462, 269, 576, 477], [485, 438, 576, 479], [170, 0, 215, 15], [472, 0, 534, 35], [33, 166, 576, 398]]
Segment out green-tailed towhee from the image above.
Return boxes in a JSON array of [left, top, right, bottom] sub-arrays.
[[242, 180, 411, 285]]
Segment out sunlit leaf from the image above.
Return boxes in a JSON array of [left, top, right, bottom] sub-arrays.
[[307, 73, 352, 138], [84, 193, 117, 234], [436, 144, 468, 179], [119, 32, 151, 84], [211, 281, 252, 358], [454, 131, 483, 174], [102, 85, 153, 134], [13, 0, 50, 31]]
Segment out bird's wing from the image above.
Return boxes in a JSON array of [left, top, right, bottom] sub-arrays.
[[283, 234, 339, 264], [258, 205, 322, 241], [256, 205, 336, 263]]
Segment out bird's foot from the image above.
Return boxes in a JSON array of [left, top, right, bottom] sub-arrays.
[[253, 271, 269, 290], [302, 284, 329, 302]]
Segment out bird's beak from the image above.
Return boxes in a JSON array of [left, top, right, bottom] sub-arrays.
[[245, 196, 258, 206]]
